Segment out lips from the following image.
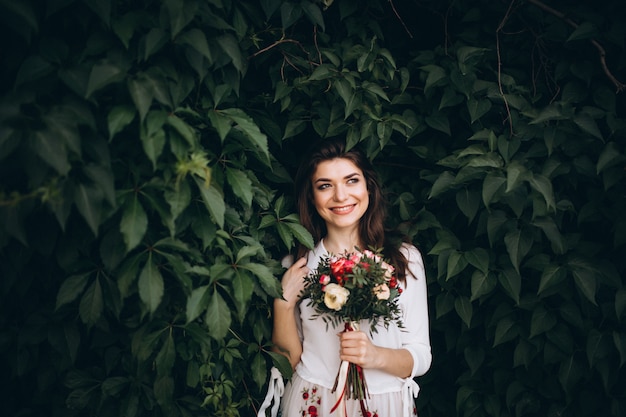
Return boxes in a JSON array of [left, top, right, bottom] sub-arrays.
[[330, 204, 356, 214]]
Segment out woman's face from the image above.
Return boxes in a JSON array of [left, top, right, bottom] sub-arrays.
[[311, 158, 369, 233]]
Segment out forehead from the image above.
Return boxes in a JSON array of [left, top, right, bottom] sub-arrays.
[[312, 158, 363, 179]]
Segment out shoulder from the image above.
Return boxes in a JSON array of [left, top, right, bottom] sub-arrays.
[[399, 243, 425, 281], [399, 243, 424, 265]]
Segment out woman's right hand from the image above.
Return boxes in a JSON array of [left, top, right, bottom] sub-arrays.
[[278, 257, 310, 307]]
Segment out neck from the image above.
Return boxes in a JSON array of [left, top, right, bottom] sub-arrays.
[[323, 229, 362, 254]]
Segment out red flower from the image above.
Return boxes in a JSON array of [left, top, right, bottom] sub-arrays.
[[389, 276, 398, 288], [330, 257, 355, 277], [308, 405, 318, 416], [302, 391, 309, 400]]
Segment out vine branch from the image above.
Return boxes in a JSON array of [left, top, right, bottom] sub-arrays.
[[527, 0, 625, 92]]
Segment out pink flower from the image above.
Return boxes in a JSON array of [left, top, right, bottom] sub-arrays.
[[381, 261, 394, 279], [319, 274, 331, 285]]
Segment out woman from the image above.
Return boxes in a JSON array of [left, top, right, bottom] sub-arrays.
[[270, 139, 431, 417]]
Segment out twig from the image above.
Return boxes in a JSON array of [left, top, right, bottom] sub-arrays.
[[248, 37, 307, 59], [496, 1, 517, 137], [313, 25, 323, 65], [527, 0, 625, 92], [388, 0, 413, 38]]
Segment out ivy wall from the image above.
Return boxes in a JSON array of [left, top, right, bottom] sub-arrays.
[[0, 0, 625, 416]]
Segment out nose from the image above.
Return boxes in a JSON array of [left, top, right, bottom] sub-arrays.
[[333, 184, 347, 202]]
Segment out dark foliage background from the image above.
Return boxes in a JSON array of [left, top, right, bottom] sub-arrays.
[[1, 0, 625, 416]]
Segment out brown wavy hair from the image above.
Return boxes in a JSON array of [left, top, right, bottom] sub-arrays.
[[293, 138, 410, 283]]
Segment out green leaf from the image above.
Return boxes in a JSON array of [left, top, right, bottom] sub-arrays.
[[532, 217, 566, 255], [498, 268, 521, 304], [33, 129, 70, 176], [141, 28, 168, 61], [101, 377, 129, 397], [205, 290, 231, 341], [226, 168, 253, 208], [537, 264, 567, 295], [455, 188, 480, 223], [239, 262, 282, 298], [616, 288, 626, 320], [219, 109, 270, 165], [566, 21, 599, 42], [83, 0, 111, 26], [425, 113, 451, 136], [482, 173, 506, 207], [251, 352, 267, 389], [597, 142, 624, 174], [138, 254, 164, 314], [276, 221, 293, 249], [79, 278, 103, 326], [280, 2, 302, 29], [165, 180, 191, 223], [573, 112, 603, 140], [301, 0, 325, 30], [464, 346, 485, 375], [613, 331, 626, 367], [267, 351, 293, 379], [504, 228, 533, 274], [435, 292, 455, 318], [167, 114, 197, 148], [74, 183, 103, 236], [529, 306, 557, 338], [505, 161, 527, 193], [465, 247, 489, 273], [454, 295, 473, 328], [467, 98, 492, 124], [586, 329, 610, 367], [231, 270, 254, 321], [165, 0, 197, 38], [186, 285, 210, 324], [446, 251, 468, 280], [429, 171, 456, 199], [493, 317, 517, 347], [140, 112, 167, 170], [155, 333, 176, 376], [470, 270, 496, 301], [56, 273, 90, 310], [559, 354, 585, 394], [217, 33, 245, 73], [194, 176, 225, 229], [120, 195, 148, 253], [421, 64, 446, 93], [285, 221, 314, 249], [86, 61, 125, 98], [571, 268, 597, 305]]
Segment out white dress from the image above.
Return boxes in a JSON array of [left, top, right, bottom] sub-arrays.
[[279, 240, 432, 417]]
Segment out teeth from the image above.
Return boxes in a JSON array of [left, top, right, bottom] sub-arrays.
[[332, 205, 353, 213]]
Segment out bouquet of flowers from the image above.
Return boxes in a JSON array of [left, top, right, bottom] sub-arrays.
[[301, 248, 404, 416]]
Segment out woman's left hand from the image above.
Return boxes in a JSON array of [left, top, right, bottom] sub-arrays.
[[338, 330, 379, 369]]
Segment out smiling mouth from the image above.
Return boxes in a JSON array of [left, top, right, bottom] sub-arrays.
[[331, 204, 355, 213]]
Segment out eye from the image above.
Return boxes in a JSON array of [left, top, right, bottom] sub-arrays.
[[347, 177, 360, 184], [317, 183, 331, 190]]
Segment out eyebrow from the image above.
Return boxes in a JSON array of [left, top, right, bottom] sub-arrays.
[[314, 172, 361, 184]]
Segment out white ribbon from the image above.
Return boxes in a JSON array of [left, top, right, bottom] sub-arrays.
[[331, 359, 350, 417], [257, 367, 284, 417], [402, 378, 420, 417]]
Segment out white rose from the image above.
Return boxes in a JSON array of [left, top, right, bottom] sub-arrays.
[[323, 283, 350, 311], [373, 283, 390, 300]]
